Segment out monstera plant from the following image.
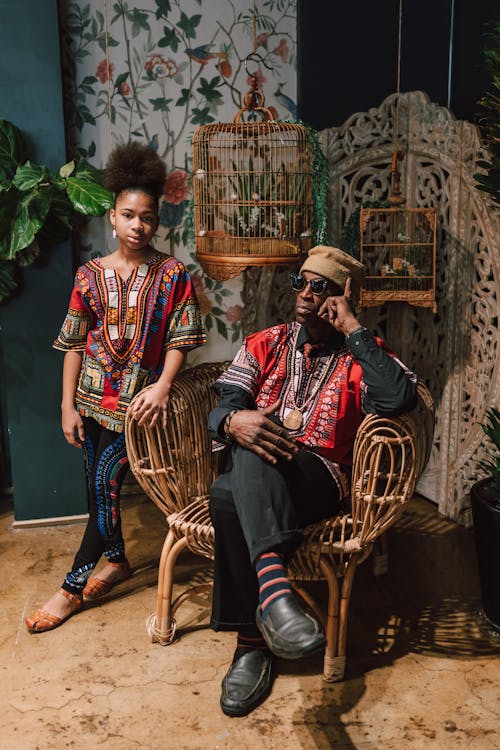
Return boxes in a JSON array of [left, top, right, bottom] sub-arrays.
[[0, 118, 113, 303]]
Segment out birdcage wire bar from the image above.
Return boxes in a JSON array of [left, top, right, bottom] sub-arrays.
[[193, 117, 314, 281], [359, 206, 437, 312]]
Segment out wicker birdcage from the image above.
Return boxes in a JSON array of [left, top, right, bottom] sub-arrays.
[[358, 152, 437, 312], [359, 206, 437, 312], [192, 76, 314, 281]]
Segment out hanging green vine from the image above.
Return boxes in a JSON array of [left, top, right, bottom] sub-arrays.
[[302, 121, 328, 244]]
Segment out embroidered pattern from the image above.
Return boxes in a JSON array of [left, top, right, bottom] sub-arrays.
[[64, 561, 95, 589], [93, 433, 129, 540], [54, 254, 206, 432], [214, 322, 382, 496]]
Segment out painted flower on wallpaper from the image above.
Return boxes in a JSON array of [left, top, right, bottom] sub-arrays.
[[66, 0, 297, 344], [255, 32, 270, 49], [273, 39, 289, 63], [247, 69, 266, 89], [145, 55, 177, 80], [159, 169, 190, 228], [164, 169, 189, 205], [225, 305, 243, 322], [219, 60, 232, 78], [187, 258, 242, 344], [96, 59, 114, 84]]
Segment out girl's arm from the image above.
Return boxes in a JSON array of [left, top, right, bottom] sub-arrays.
[[129, 348, 187, 428], [61, 351, 85, 448]]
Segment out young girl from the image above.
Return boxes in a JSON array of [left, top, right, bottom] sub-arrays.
[[26, 142, 206, 632]]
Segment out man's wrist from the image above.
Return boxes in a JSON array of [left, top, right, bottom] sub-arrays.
[[223, 409, 237, 439]]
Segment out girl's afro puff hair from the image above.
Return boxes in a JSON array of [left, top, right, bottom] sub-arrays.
[[103, 141, 166, 200]]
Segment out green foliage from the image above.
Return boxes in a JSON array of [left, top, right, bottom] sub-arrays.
[[0, 119, 113, 304], [341, 200, 392, 259], [479, 407, 500, 505], [474, 22, 500, 207]]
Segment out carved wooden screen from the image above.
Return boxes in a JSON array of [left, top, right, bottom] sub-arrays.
[[320, 91, 499, 524], [241, 91, 498, 524]]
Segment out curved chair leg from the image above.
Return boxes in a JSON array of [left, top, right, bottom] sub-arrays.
[[319, 558, 342, 681], [147, 530, 188, 645], [320, 553, 360, 682]]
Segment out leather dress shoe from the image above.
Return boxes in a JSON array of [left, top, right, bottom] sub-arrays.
[[256, 596, 326, 660], [220, 647, 273, 717]]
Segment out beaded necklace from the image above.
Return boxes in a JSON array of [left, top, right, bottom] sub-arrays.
[[283, 326, 337, 430]]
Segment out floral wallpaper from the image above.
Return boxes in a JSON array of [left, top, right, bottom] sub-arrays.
[[61, 0, 298, 362]]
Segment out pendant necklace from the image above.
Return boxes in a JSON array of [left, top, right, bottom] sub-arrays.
[[283, 327, 337, 431]]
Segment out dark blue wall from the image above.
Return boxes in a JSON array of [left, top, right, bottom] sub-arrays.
[[0, 0, 87, 520]]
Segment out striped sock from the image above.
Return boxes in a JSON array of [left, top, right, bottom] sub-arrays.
[[236, 631, 268, 652], [255, 551, 293, 619]]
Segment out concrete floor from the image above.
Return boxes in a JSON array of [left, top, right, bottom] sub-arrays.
[[2, 484, 500, 750]]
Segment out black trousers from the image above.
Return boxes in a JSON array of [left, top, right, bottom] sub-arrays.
[[62, 417, 129, 594], [209, 444, 342, 631]]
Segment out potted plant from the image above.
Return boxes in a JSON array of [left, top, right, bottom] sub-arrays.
[[474, 21, 500, 208], [0, 118, 113, 303], [470, 407, 500, 636]]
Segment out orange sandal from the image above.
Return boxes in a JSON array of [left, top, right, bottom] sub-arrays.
[[83, 561, 132, 600], [25, 589, 83, 633]]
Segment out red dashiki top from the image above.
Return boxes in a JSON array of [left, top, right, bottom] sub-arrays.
[[213, 321, 408, 497], [54, 253, 206, 432]]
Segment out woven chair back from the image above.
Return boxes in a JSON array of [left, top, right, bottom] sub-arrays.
[[125, 361, 227, 517]]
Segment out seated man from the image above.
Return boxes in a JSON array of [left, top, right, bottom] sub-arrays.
[[207, 245, 417, 717]]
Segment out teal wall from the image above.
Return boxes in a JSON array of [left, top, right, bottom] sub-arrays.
[[0, 0, 87, 520]]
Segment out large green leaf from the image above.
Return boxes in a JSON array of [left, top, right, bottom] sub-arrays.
[[13, 161, 46, 191], [0, 167, 11, 191], [73, 159, 106, 183], [0, 259, 18, 303], [9, 188, 52, 257], [15, 241, 40, 267], [60, 160, 76, 178], [65, 177, 113, 215], [48, 168, 66, 191], [0, 187, 19, 253], [0, 119, 27, 171], [37, 191, 74, 244]]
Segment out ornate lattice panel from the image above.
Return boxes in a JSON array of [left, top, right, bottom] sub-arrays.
[[321, 91, 499, 525], [243, 92, 499, 524]]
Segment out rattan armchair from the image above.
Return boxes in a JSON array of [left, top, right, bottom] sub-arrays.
[[125, 362, 433, 682]]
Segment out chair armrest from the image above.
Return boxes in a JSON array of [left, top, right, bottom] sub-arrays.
[[350, 383, 434, 546], [125, 361, 228, 517]]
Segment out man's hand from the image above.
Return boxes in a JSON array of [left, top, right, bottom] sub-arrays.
[[318, 277, 361, 336], [228, 400, 298, 465]]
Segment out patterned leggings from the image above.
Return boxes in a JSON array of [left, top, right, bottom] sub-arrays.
[[62, 416, 130, 595]]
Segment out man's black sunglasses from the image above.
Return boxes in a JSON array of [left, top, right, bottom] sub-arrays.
[[290, 274, 329, 295]]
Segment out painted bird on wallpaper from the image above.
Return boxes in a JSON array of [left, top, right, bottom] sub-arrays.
[[274, 83, 297, 119], [148, 134, 159, 152], [185, 45, 228, 66]]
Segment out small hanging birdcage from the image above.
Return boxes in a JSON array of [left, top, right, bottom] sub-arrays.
[[358, 152, 437, 313], [192, 63, 314, 281]]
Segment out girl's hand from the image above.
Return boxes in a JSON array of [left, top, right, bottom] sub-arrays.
[[130, 384, 170, 428], [62, 406, 85, 448]]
